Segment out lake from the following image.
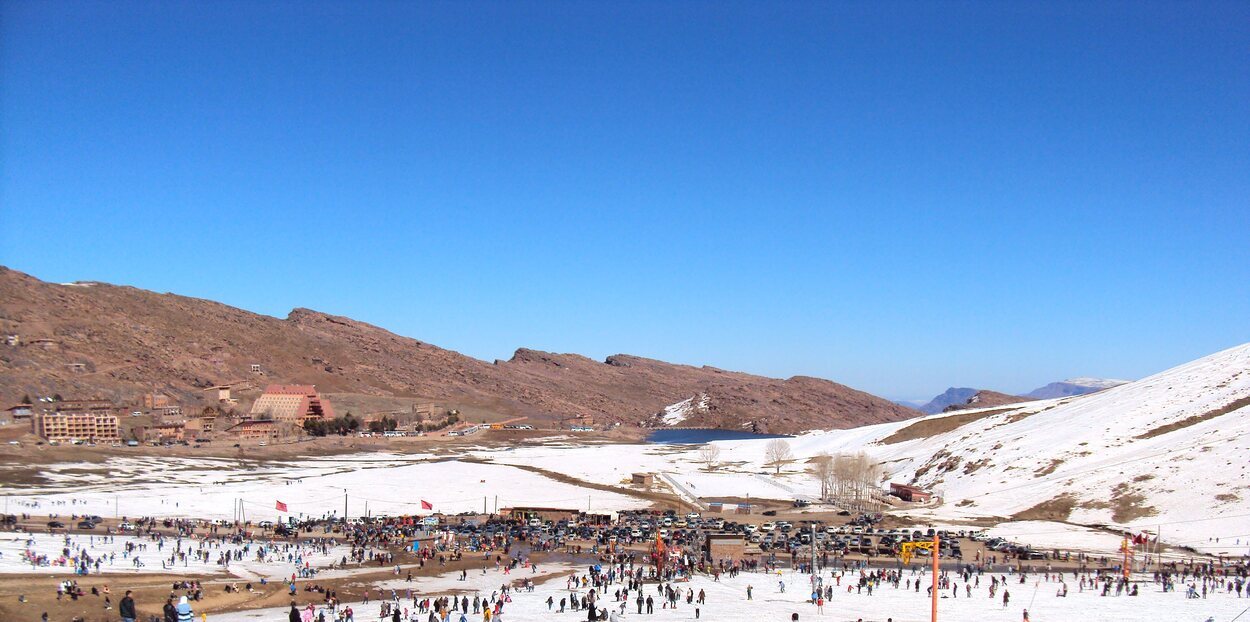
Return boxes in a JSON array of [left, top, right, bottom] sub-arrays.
[[646, 429, 791, 444]]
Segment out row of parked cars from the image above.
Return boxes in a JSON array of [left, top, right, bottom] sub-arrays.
[[46, 515, 105, 531], [973, 532, 1047, 559]]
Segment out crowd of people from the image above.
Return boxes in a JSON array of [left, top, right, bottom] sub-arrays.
[[4, 510, 1248, 622]]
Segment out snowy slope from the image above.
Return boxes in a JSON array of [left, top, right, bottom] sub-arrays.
[[710, 342, 1250, 550]]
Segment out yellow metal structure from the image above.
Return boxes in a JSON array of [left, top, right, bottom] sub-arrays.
[[896, 535, 941, 622], [899, 539, 936, 565]]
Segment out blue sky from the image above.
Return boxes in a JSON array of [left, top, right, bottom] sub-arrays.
[[2, 1, 1247, 401]]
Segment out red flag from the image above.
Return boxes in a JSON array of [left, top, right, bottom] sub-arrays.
[[276, 500, 288, 512], [420, 500, 433, 510]]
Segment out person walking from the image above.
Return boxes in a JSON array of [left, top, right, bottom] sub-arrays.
[[176, 596, 194, 622], [289, 602, 301, 622], [119, 590, 137, 622]]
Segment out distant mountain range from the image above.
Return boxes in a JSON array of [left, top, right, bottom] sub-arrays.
[[1024, 377, 1129, 399], [911, 387, 979, 414], [913, 378, 1129, 414]]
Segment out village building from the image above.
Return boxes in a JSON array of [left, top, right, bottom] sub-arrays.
[[184, 410, 218, 438], [226, 419, 280, 441], [412, 402, 441, 421], [704, 533, 748, 562], [140, 422, 185, 443], [205, 384, 239, 405], [31, 398, 122, 442], [631, 472, 655, 488], [151, 405, 184, 422], [53, 398, 114, 415], [4, 404, 33, 421], [143, 392, 172, 409], [889, 482, 934, 503], [501, 507, 583, 523], [248, 384, 334, 425], [33, 412, 120, 443]]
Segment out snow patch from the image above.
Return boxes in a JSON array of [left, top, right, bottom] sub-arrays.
[[659, 394, 709, 426]]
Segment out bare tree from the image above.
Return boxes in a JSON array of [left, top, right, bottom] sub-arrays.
[[829, 451, 884, 512], [764, 439, 793, 474], [809, 451, 834, 500], [697, 443, 722, 471]]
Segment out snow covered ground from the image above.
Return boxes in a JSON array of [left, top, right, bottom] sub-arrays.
[[0, 456, 649, 522], [981, 522, 1131, 554], [0, 532, 349, 580], [206, 563, 1250, 622]]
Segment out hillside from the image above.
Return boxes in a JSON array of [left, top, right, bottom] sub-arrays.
[[0, 267, 917, 433], [939, 389, 1032, 412], [916, 387, 979, 414], [710, 342, 1250, 547]]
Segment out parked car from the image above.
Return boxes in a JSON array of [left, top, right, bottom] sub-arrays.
[[47, 521, 66, 529]]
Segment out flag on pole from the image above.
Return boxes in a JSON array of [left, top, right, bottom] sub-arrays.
[[276, 501, 288, 512], [420, 500, 433, 510]]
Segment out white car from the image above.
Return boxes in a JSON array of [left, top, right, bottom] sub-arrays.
[[760, 522, 776, 532]]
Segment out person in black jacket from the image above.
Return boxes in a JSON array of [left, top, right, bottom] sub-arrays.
[[163, 596, 177, 622], [119, 590, 137, 622], [289, 602, 301, 622]]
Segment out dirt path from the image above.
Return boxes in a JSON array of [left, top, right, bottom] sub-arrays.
[[461, 457, 696, 512]]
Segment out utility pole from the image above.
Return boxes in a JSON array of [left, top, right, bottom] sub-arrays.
[[1156, 526, 1162, 571], [343, 489, 348, 523], [811, 524, 817, 574], [1121, 536, 1132, 579], [932, 534, 940, 622]]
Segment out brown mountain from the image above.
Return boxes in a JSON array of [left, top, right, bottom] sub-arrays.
[[0, 267, 919, 433], [940, 389, 1033, 412]]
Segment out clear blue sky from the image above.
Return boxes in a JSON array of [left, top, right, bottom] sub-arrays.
[[2, 1, 1247, 401]]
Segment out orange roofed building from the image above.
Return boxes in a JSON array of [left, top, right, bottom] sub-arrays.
[[248, 384, 335, 425]]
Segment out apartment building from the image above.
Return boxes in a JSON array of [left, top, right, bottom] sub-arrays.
[[34, 412, 120, 443]]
